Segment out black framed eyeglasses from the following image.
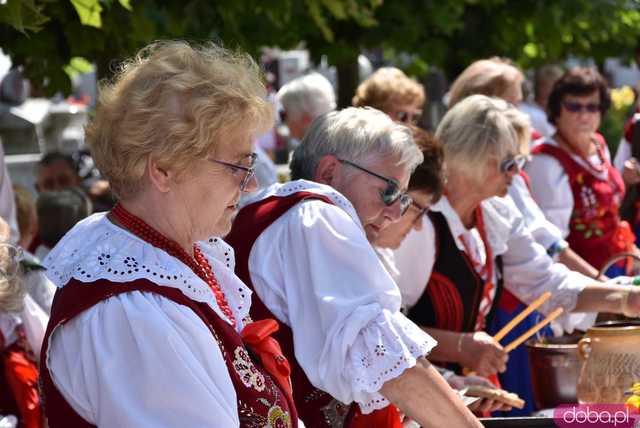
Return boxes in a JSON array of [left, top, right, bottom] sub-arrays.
[[337, 158, 413, 214], [208, 153, 258, 191], [499, 154, 527, 174]]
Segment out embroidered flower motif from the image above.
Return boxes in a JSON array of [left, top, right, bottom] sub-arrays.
[[86, 244, 117, 275], [267, 405, 291, 428], [374, 344, 386, 356], [232, 347, 265, 392]]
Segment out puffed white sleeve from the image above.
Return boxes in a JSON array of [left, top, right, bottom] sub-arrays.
[[525, 154, 574, 238], [614, 137, 631, 172], [507, 175, 564, 251], [249, 201, 437, 413], [393, 214, 437, 310], [493, 199, 597, 333], [46, 291, 240, 428]]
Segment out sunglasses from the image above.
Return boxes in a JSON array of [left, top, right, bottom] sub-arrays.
[[562, 101, 600, 114], [397, 110, 422, 125], [208, 153, 258, 191], [499, 154, 527, 174], [337, 159, 413, 215]]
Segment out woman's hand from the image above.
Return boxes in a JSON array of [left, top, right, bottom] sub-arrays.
[[458, 332, 508, 376], [468, 395, 513, 414], [622, 158, 640, 187], [447, 373, 514, 413]]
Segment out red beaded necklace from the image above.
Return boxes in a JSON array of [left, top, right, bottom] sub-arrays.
[[111, 203, 237, 327]]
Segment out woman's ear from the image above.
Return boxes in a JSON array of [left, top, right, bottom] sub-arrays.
[[147, 157, 173, 193], [314, 155, 341, 186]]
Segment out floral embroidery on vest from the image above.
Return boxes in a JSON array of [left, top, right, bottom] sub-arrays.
[[266, 404, 291, 428], [238, 382, 293, 428], [233, 347, 266, 392], [571, 173, 613, 239]]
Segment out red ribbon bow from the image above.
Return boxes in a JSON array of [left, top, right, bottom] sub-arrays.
[[241, 319, 292, 397]]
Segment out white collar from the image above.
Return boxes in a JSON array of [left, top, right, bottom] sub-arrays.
[[544, 137, 609, 179], [43, 212, 251, 330], [242, 179, 362, 228], [430, 196, 514, 257]]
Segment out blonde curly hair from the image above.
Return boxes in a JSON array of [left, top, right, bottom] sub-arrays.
[[86, 40, 273, 200], [352, 67, 425, 112]]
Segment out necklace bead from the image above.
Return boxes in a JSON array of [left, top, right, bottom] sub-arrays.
[[111, 203, 237, 327]]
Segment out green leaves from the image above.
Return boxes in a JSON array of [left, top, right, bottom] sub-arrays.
[[4, 0, 640, 99], [0, 0, 49, 33], [70, 0, 103, 28]]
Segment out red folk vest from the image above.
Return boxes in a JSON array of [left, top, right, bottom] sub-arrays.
[[531, 142, 630, 270], [226, 191, 402, 428], [40, 278, 298, 428]]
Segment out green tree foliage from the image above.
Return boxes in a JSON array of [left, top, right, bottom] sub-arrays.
[[2, 0, 640, 98], [0, 0, 379, 96]]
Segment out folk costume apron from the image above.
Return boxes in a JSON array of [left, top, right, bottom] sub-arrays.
[[407, 209, 504, 373]]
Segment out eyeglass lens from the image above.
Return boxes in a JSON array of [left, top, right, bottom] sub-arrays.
[[563, 101, 600, 114]]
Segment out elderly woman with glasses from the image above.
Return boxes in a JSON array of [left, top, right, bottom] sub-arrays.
[[443, 60, 600, 416], [526, 67, 637, 276], [393, 95, 640, 404], [448, 58, 600, 280], [40, 41, 300, 428], [352, 67, 425, 125]]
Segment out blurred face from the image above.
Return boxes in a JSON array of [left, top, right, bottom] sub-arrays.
[[172, 134, 258, 239], [37, 160, 81, 192], [283, 109, 312, 141], [332, 156, 411, 243], [374, 190, 431, 249], [385, 101, 423, 125], [555, 92, 601, 147]]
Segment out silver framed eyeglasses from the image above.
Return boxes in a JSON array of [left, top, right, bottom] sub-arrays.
[[337, 158, 413, 215], [209, 153, 258, 191]]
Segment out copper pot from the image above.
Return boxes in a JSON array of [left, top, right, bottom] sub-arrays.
[[576, 321, 640, 404], [526, 335, 582, 409]]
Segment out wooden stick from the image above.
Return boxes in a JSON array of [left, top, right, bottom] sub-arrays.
[[503, 307, 564, 353], [493, 292, 552, 342]]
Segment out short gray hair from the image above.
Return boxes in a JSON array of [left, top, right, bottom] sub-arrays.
[[290, 107, 422, 180], [277, 72, 336, 119], [435, 95, 518, 181]]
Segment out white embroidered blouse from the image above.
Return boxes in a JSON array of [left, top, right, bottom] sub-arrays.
[[393, 195, 596, 334], [44, 213, 256, 427], [243, 180, 438, 413]]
